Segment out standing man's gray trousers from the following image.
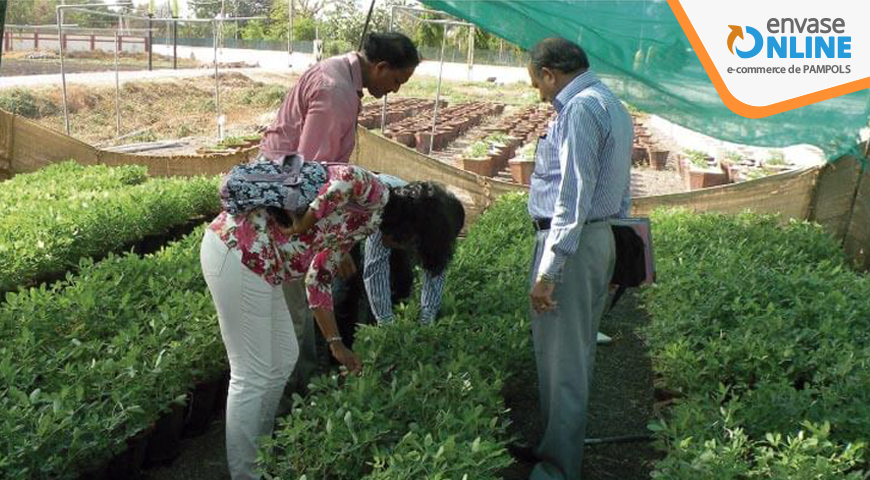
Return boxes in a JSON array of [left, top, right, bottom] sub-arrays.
[[529, 222, 615, 480]]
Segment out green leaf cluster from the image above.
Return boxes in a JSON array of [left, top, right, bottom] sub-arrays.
[[0, 228, 225, 479], [644, 209, 870, 478], [0, 163, 220, 292], [260, 194, 535, 479]]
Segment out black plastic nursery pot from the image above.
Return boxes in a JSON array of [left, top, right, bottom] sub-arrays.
[[105, 425, 155, 480], [144, 401, 186, 467], [182, 373, 226, 437]]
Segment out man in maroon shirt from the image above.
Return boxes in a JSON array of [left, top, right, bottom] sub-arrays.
[[260, 32, 420, 395], [260, 32, 419, 163]]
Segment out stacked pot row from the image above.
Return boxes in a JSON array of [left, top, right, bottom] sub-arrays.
[[383, 101, 506, 153], [473, 105, 555, 184], [632, 116, 671, 171], [458, 135, 526, 179], [481, 104, 555, 144], [357, 98, 448, 130]]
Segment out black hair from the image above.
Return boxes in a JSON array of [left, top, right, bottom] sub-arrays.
[[379, 181, 465, 275], [362, 32, 421, 70], [529, 37, 589, 75]]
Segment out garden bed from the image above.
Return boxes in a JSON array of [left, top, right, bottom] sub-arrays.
[[0, 162, 220, 294]]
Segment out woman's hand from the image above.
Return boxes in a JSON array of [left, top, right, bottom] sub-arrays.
[[329, 341, 362, 375]]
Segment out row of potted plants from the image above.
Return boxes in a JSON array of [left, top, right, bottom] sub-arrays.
[[644, 209, 870, 477], [0, 163, 220, 293], [455, 132, 524, 177], [458, 104, 555, 183], [675, 149, 731, 190], [1, 226, 228, 480], [383, 101, 505, 153], [358, 97, 448, 130], [261, 194, 535, 479], [675, 149, 794, 190], [632, 116, 670, 171]]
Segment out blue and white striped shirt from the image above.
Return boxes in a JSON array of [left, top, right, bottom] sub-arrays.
[[528, 71, 633, 280], [363, 174, 446, 324]]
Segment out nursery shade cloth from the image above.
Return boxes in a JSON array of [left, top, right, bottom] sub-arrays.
[[421, 0, 870, 162]]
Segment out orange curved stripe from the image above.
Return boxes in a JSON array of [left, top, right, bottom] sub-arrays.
[[668, 0, 870, 119]]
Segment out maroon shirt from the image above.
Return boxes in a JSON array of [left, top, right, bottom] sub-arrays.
[[259, 53, 363, 163]]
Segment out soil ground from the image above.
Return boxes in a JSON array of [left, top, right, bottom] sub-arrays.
[[501, 292, 662, 480]]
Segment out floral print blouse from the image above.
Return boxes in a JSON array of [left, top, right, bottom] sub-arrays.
[[209, 164, 389, 311]]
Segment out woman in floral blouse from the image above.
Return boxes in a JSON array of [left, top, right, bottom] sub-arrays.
[[200, 162, 461, 480]]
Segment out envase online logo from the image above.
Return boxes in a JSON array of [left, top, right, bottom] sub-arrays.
[[725, 20, 851, 73], [670, 1, 870, 118]]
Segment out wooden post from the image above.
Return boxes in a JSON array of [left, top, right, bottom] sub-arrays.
[[0, 0, 5, 66], [90, 34, 95, 51], [807, 157, 860, 242], [843, 142, 870, 270]]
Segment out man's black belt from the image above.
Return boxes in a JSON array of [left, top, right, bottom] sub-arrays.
[[533, 218, 552, 231], [532, 217, 609, 231]]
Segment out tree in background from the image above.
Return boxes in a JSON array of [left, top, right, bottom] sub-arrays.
[[190, 0, 271, 20], [242, 0, 321, 42], [7, 0, 121, 29], [7, 0, 58, 26]]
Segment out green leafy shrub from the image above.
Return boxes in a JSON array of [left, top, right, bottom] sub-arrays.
[[0, 162, 146, 217], [644, 209, 870, 477], [260, 194, 534, 479], [0, 165, 220, 292], [0, 88, 60, 118], [520, 142, 536, 161], [683, 149, 710, 168], [464, 140, 490, 159], [0, 228, 226, 479], [217, 134, 263, 149], [766, 150, 787, 166], [324, 40, 353, 57]]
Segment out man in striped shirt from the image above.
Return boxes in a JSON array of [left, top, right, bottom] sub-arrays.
[[363, 177, 451, 325], [332, 174, 465, 347], [524, 38, 632, 480]]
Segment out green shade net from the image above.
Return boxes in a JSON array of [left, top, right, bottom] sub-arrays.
[[421, 0, 870, 162]]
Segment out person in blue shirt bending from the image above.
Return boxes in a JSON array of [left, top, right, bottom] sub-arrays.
[[332, 175, 465, 347]]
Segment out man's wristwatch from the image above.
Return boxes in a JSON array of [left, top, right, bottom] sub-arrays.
[[326, 336, 343, 345]]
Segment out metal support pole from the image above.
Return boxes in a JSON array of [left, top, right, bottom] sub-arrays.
[[114, 31, 121, 137], [358, 0, 376, 51], [288, 0, 293, 67], [380, 6, 396, 132], [56, 3, 133, 136], [172, 17, 177, 69], [214, 19, 221, 138], [57, 8, 70, 135], [429, 24, 448, 155], [467, 25, 474, 81], [147, 13, 153, 71], [0, 0, 8, 70]]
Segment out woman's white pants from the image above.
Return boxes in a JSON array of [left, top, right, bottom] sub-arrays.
[[200, 229, 299, 480]]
